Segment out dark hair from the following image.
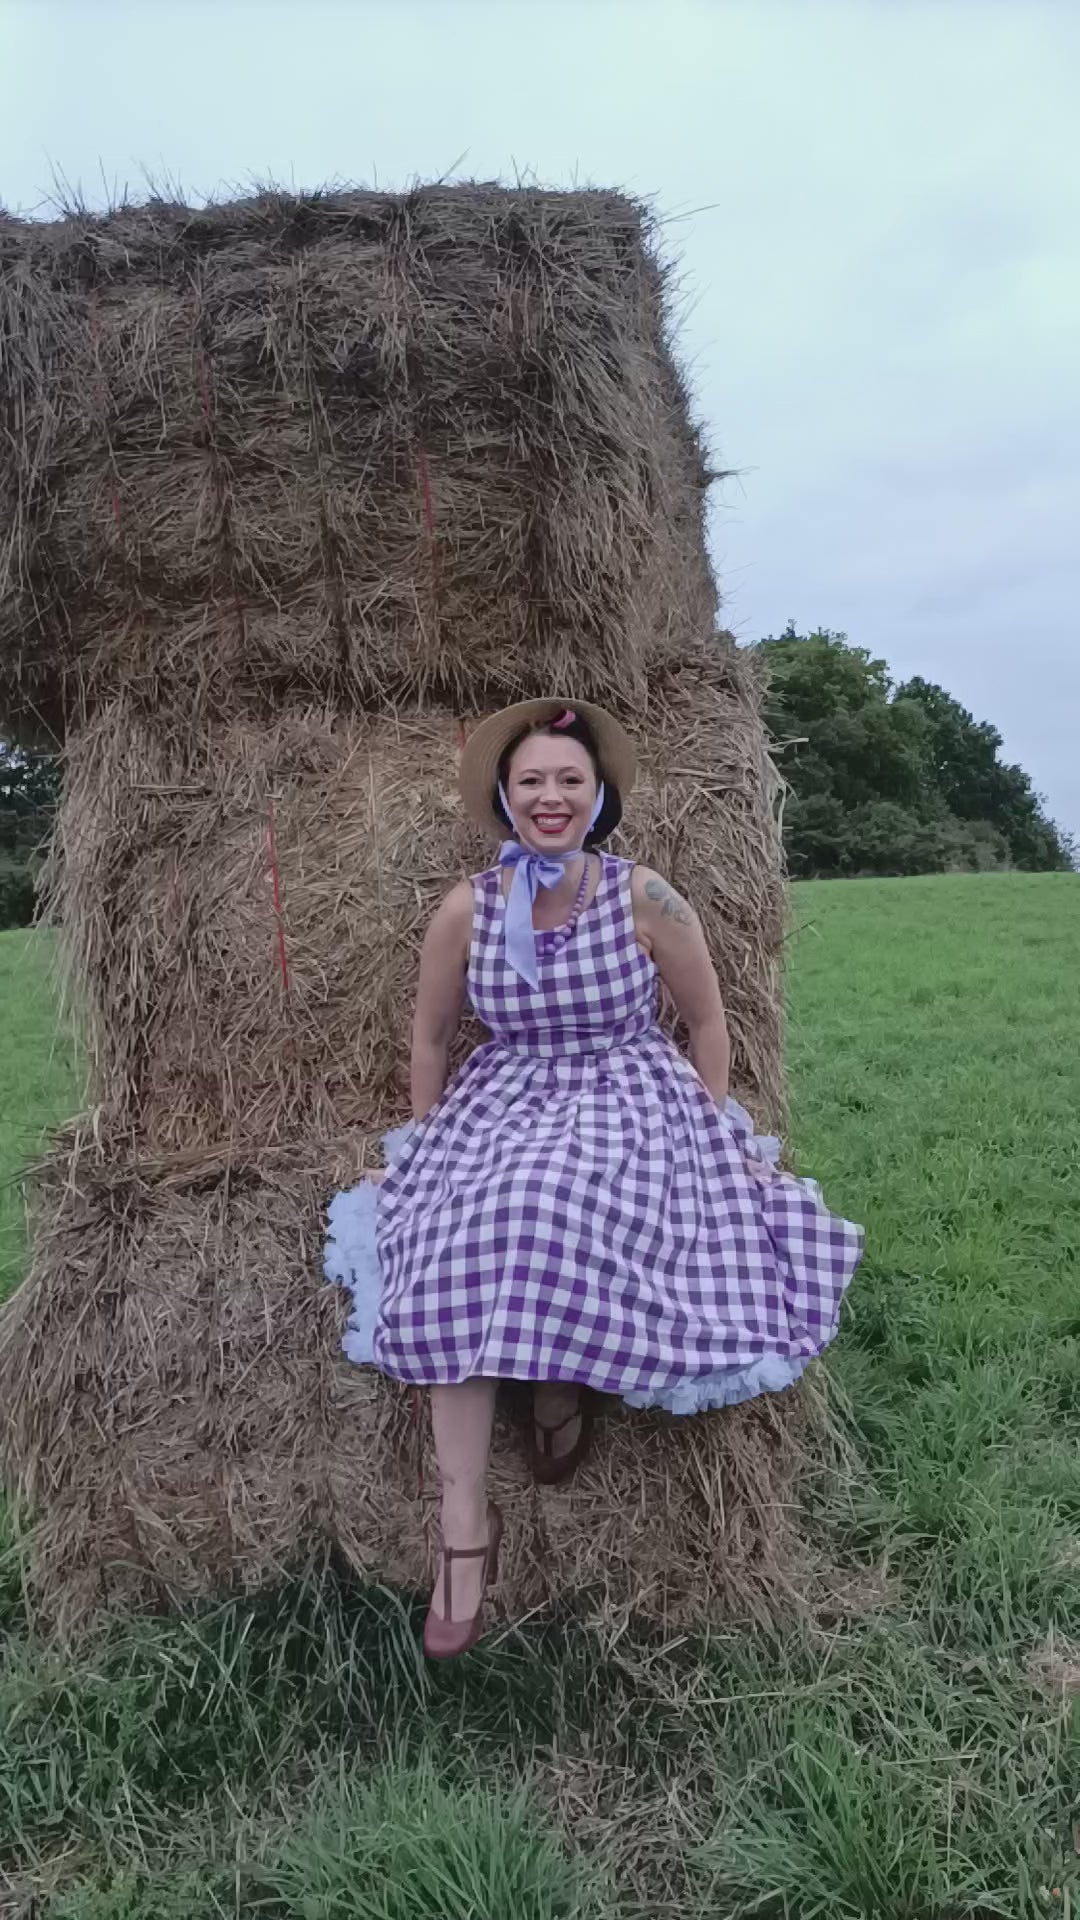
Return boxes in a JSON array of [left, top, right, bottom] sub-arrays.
[[495, 712, 623, 846]]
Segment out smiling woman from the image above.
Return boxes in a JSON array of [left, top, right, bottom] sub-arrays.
[[329, 696, 864, 1660], [498, 709, 621, 855]]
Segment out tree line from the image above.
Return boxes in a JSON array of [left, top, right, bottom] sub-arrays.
[[757, 625, 1075, 879], [0, 629, 1073, 928]]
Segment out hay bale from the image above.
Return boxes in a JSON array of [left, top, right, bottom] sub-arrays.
[[36, 698, 484, 1157], [0, 1133, 814, 1636], [0, 1137, 399, 1630], [0, 186, 716, 734], [37, 646, 781, 1159], [0, 183, 804, 1633], [0, 643, 793, 1630]]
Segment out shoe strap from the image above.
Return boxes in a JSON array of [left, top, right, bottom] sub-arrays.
[[442, 1535, 490, 1620], [535, 1405, 582, 1455]]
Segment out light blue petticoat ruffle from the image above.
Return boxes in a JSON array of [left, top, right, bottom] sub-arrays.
[[324, 1108, 812, 1415]]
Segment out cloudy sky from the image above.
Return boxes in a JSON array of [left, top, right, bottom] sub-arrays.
[[4, 0, 1078, 833]]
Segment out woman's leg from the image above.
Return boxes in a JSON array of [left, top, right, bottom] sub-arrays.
[[429, 1378, 497, 1621]]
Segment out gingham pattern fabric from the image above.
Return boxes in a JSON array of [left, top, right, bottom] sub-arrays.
[[371, 855, 863, 1395]]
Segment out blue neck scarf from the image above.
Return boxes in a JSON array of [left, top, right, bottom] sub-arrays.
[[498, 781, 605, 989]]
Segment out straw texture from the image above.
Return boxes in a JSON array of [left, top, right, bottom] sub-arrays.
[[0, 184, 800, 1633], [0, 186, 717, 739]]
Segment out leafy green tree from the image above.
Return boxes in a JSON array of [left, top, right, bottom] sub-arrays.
[[897, 677, 1071, 871], [0, 740, 60, 927], [0, 744, 60, 848], [759, 626, 1073, 878]]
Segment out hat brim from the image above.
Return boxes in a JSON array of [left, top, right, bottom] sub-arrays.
[[459, 698, 637, 841]]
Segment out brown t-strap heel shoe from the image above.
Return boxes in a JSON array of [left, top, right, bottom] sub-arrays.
[[423, 1502, 503, 1661], [530, 1392, 593, 1487]]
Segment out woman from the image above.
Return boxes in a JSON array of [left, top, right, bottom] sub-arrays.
[[327, 697, 863, 1659]]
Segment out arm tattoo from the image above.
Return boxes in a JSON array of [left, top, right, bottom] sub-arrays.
[[644, 876, 695, 926]]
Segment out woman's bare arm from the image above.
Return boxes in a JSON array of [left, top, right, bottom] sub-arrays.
[[410, 880, 472, 1120], [631, 866, 730, 1105]]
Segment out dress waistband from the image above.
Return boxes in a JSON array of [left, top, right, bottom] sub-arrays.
[[491, 1029, 667, 1062]]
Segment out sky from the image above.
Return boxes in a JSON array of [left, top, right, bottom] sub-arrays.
[[3, 0, 1078, 834]]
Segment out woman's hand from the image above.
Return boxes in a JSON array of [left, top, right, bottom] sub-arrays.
[[631, 867, 731, 1106], [410, 880, 471, 1120]]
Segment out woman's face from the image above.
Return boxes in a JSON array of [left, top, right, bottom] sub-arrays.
[[505, 732, 599, 856]]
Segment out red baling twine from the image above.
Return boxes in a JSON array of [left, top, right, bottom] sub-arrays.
[[88, 293, 123, 530], [196, 341, 248, 656], [417, 446, 441, 603], [266, 794, 291, 997], [417, 449, 466, 758]]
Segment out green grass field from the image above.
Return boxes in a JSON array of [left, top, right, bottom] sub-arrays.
[[1, 874, 1077, 1919], [0, 926, 83, 1301]]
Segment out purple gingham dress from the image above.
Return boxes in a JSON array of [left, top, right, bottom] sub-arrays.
[[334, 854, 863, 1409]]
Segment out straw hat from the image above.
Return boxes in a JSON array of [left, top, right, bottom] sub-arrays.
[[459, 698, 637, 840]]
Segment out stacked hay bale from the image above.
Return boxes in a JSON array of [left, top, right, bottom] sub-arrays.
[[0, 187, 792, 1634]]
